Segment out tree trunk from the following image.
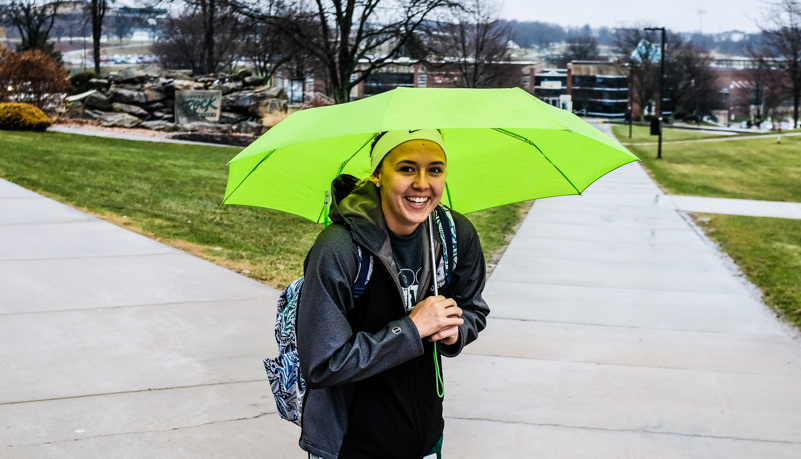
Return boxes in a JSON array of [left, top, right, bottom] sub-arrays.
[[201, 0, 216, 74], [331, 84, 350, 104], [91, 0, 104, 74]]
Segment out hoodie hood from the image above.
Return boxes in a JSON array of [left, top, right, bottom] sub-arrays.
[[329, 179, 439, 296], [329, 180, 385, 247]]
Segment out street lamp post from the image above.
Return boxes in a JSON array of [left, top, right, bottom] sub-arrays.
[[625, 62, 632, 139], [644, 26, 665, 159]]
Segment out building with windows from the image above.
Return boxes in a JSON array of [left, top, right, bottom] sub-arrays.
[[534, 69, 571, 111], [350, 59, 542, 99], [711, 57, 785, 123], [531, 61, 629, 118], [273, 59, 541, 105], [567, 61, 629, 118]]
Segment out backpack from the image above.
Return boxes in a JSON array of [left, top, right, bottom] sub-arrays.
[[264, 204, 457, 426]]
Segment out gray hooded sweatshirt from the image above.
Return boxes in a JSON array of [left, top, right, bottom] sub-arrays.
[[296, 182, 489, 458]]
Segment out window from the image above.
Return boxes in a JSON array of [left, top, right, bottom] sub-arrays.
[[364, 73, 414, 96]]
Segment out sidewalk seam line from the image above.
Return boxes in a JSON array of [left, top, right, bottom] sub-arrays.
[[0, 296, 270, 317], [460, 351, 800, 377], [482, 316, 792, 337], [0, 379, 266, 406], [445, 416, 801, 446], [5, 411, 272, 449]]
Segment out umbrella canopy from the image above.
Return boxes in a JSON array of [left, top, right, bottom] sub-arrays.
[[223, 87, 638, 222]]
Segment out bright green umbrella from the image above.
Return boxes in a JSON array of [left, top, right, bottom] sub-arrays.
[[223, 87, 637, 222]]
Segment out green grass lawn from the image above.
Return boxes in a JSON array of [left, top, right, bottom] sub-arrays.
[[696, 214, 801, 329], [627, 134, 801, 202], [610, 124, 738, 143], [0, 130, 526, 287], [614, 130, 801, 330]]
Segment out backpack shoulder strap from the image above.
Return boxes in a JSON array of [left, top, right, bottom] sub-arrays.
[[352, 246, 373, 299], [433, 204, 458, 281]]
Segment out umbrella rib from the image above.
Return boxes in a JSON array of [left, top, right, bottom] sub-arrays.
[[336, 134, 378, 177], [314, 134, 378, 223], [493, 128, 582, 195], [221, 149, 277, 206]]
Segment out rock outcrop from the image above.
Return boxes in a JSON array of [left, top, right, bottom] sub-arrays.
[[67, 66, 295, 137]]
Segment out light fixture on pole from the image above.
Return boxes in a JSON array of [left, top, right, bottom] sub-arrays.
[[644, 26, 665, 159]]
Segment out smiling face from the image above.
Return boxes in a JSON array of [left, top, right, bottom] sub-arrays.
[[374, 140, 447, 236]]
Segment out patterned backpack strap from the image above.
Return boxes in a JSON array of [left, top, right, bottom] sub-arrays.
[[433, 204, 457, 282], [265, 276, 306, 426], [352, 246, 374, 299], [265, 243, 375, 426]]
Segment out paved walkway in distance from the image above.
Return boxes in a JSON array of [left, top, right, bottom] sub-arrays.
[[47, 125, 233, 147], [3, 124, 801, 457], [670, 195, 801, 219]]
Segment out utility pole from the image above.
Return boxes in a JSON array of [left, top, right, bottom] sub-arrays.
[[644, 27, 666, 159], [697, 10, 706, 34]]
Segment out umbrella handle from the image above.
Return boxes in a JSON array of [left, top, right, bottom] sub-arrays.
[[428, 214, 438, 297], [428, 214, 445, 399]]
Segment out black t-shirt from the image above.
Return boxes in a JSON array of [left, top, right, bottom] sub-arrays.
[[388, 224, 424, 312]]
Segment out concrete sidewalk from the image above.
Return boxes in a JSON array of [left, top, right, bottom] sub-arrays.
[[0, 179, 302, 458], [445, 163, 801, 457], [47, 125, 238, 148], [3, 154, 801, 456]]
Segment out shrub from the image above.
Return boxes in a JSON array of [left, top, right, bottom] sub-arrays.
[[69, 72, 103, 94], [0, 102, 52, 131], [0, 49, 74, 111]]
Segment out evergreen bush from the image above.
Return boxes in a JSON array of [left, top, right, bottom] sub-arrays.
[[0, 102, 52, 131]]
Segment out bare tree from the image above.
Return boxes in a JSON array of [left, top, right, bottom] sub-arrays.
[[763, 67, 792, 123], [760, 0, 801, 128], [197, 0, 217, 74], [614, 27, 660, 117], [0, 0, 64, 55], [747, 48, 779, 123], [664, 42, 721, 118], [151, 3, 244, 73], [430, 0, 511, 88], [240, 19, 291, 80], [614, 26, 681, 118], [239, 0, 462, 103], [565, 34, 599, 62], [89, 0, 112, 73], [111, 8, 132, 42], [559, 26, 599, 67], [153, 0, 225, 74], [238, 14, 320, 83], [165, 0, 221, 74]]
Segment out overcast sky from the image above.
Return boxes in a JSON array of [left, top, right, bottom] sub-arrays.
[[499, 0, 764, 34]]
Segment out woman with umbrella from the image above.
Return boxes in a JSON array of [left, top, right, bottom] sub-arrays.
[[296, 129, 490, 459]]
